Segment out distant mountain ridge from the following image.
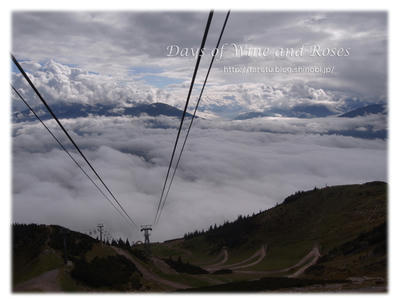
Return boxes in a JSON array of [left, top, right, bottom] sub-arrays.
[[13, 102, 194, 123], [235, 104, 338, 120], [235, 103, 387, 120], [338, 104, 387, 118]]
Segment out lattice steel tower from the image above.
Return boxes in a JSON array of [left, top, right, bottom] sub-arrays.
[[140, 225, 152, 245]]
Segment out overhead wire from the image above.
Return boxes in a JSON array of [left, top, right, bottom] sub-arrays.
[[155, 11, 231, 224], [11, 85, 134, 227], [153, 10, 214, 224], [11, 55, 138, 228], [11, 10, 229, 230]]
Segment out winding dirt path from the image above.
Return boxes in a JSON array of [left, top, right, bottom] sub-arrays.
[[230, 245, 267, 270], [151, 257, 178, 275], [14, 269, 61, 292], [288, 246, 321, 278], [112, 247, 190, 290], [235, 245, 321, 277], [218, 245, 267, 270], [204, 248, 228, 271], [199, 251, 225, 267]]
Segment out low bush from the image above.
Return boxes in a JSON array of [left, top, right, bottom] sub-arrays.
[[71, 254, 142, 290], [212, 269, 233, 275], [163, 256, 208, 274]]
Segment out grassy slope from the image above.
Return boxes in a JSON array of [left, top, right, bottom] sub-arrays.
[[12, 181, 387, 291], [85, 243, 116, 262], [157, 182, 387, 275], [13, 225, 63, 284], [179, 277, 349, 292], [13, 249, 64, 284], [12, 224, 138, 291], [304, 221, 387, 281]]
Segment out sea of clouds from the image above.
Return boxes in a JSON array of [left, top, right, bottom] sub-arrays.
[[12, 114, 387, 241]]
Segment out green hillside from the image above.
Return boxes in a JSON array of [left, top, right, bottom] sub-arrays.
[[155, 181, 387, 281], [12, 181, 387, 292], [12, 224, 143, 292]]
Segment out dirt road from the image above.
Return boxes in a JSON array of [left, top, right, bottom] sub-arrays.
[[235, 245, 321, 277], [204, 248, 228, 271], [151, 257, 178, 275], [14, 269, 61, 292], [288, 246, 321, 278], [112, 247, 191, 290], [222, 245, 267, 270]]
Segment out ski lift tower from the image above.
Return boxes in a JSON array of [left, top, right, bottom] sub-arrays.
[[140, 225, 152, 246], [97, 224, 104, 243]]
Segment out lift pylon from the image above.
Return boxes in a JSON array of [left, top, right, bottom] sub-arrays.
[[140, 225, 152, 245]]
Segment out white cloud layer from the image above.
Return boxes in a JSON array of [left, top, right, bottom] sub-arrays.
[[12, 115, 387, 241], [11, 11, 388, 242]]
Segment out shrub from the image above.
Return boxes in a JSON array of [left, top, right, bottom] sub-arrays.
[[212, 269, 233, 275], [163, 257, 208, 274], [128, 247, 150, 263], [71, 254, 142, 290]]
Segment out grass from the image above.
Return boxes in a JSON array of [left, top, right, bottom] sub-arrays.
[[153, 182, 387, 286], [12, 182, 387, 292], [140, 258, 212, 288], [162, 257, 208, 274], [158, 273, 218, 288], [304, 222, 387, 280], [58, 267, 88, 292], [150, 244, 186, 258], [251, 240, 313, 271], [134, 247, 273, 289], [178, 277, 349, 292], [13, 249, 64, 284], [189, 183, 384, 259], [85, 243, 116, 262], [220, 246, 258, 266], [151, 238, 222, 266]]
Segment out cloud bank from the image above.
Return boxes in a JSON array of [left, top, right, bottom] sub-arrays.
[[12, 115, 387, 241], [11, 11, 388, 242]]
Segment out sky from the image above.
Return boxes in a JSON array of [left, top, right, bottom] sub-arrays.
[[12, 11, 387, 115], [11, 11, 387, 242]]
